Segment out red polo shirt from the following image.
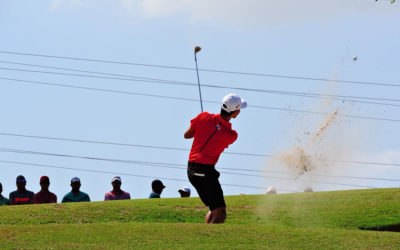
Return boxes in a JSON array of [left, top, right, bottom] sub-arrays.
[[188, 112, 238, 165], [33, 190, 57, 204]]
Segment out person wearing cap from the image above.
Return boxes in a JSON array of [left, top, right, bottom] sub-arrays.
[[184, 93, 247, 224], [33, 176, 57, 204], [149, 179, 165, 198], [61, 177, 90, 203], [0, 182, 9, 206], [178, 187, 191, 198], [8, 175, 34, 205], [104, 176, 131, 201]]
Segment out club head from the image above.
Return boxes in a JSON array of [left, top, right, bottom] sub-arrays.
[[194, 46, 201, 54]]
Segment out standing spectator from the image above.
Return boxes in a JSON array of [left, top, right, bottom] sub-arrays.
[[178, 187, 191, 198], [104, 176, 131, 201], [184, 94, 246, 223], [61, 177, 90, 203], [33, 176, 57, 204], [9, 175, 34, 205], [0, 182, 9, 206], [149, 179, 165, 198]]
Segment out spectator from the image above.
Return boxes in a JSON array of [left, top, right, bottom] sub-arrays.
[[178, 187, 191, 198], [149, 179, 165, 198], [9, 175, 34, 205], [61, 177, 90, 203], [104, 176, 131, 201], [0, 182, 9, 206], [33, 176, 57, 204]]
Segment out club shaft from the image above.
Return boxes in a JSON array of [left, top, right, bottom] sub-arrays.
[[194, 53, 204, 112]]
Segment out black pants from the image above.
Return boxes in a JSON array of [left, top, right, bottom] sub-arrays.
[[187, 162, 226, 211]]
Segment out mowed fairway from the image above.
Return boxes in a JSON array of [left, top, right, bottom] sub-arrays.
[[1, 188, 400, 249]]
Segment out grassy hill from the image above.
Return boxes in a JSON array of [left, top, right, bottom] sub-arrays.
[[1, 188, 400, 249]]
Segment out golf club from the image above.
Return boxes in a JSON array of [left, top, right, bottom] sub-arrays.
[[194, 46, 203, 112]]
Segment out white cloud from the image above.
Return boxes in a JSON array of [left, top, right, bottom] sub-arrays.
[[133, 0, 399, 27], [50, 0, 400, 27]]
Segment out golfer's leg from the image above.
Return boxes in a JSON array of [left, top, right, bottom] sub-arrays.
[[210, 207, 226, 224], [205, 210, 213, 224]]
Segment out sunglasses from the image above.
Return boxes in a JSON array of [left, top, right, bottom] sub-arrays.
[[17, 180, 26, 183]]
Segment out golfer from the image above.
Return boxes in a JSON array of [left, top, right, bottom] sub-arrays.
[[184, 93, 247, 224]]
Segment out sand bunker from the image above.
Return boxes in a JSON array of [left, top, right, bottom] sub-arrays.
[[273, 109, 339, 177]]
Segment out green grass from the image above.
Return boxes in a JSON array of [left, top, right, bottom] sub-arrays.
[[1, 223, 400, 249], [1, 188, 400, 249]]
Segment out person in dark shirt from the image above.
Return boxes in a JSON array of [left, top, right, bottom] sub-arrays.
[[149, 179, 165, 198], [33, 176, 57, 204], [62, 177, 90, 203], [0, 182, 9, 206], [9, 175, 34, 205]]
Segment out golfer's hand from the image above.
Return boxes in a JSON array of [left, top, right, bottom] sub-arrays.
[[184, 126, 195, 139]]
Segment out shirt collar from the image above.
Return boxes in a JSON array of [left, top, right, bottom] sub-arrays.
[[111, 191, 123, 194], [216, 114, 232, 128]]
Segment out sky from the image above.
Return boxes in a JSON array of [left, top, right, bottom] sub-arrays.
[[0, 0, 399, 201]]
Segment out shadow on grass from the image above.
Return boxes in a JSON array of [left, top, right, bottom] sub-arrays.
[[360, 224, 400, 232]]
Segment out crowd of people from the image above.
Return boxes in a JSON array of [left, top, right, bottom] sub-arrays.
[[1, 93, 246, 225], [0, 175, 191, 206]]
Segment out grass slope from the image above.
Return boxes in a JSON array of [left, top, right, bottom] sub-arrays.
[[1, 188, 400, 249]]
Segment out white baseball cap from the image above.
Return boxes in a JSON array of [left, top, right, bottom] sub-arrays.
[[221, 94, 247, 112], [178, 187, 191, 193], [111, 176, 121, 183]]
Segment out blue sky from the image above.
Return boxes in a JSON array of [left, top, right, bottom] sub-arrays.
[[0, 0, 399, 201]]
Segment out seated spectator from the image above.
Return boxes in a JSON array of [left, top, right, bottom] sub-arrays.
[[61, 177, 90, 203], [33, 176, 57, 204], [104, 176, 131, 201], [0, 182, 9, 206], [178, 187, 191, 198], [9, 175, 34, 205], [149, 179, 165, 198]]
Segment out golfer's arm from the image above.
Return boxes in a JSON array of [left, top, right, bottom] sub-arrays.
[[184, 126, 195, 139]]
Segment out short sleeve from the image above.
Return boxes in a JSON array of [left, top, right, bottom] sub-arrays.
[[29, 192, 34, 204], [190, 112, 208, 132], [231, 130, 238, 144], [9, 192, 14, 202], [225, 130, 238, 150], [52, 194, 57, 203], [104, 193, 110, 201], [33, 193, 39, 204]]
